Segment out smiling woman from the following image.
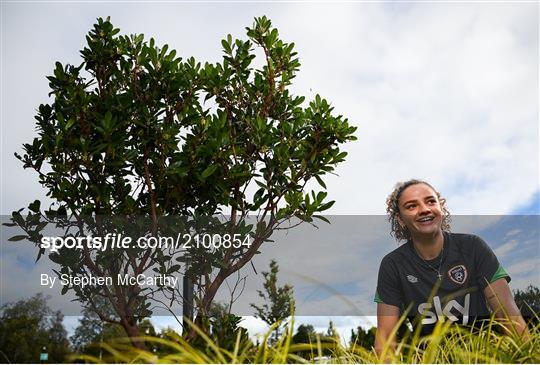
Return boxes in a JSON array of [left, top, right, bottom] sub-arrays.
[[373, 179, 529, 358]]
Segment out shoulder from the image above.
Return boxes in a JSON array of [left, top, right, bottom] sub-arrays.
[[446, 232, 486, 250], [380, 241, 412, 268], [446, 231, 483, 242], [446, 232, 497, 262]]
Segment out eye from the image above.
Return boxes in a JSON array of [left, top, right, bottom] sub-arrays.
[[406, 204, 416, 210]]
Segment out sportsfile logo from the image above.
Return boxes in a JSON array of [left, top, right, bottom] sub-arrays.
[[418, 293, 470, 325]]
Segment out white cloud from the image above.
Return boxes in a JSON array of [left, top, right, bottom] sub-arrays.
[[507, 258, 540, 277], [505, 229, 522, 238], [1, 2, 538, 215], [277, 3, 539, 215], [494, 239, 519, 259]]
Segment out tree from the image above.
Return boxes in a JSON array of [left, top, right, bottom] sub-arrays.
[[206, 302, 251, 351], [292, 324, 317, 344], [70, 307, 103, 353], [70, 306, 128, 358], [350, 326, 375, 350], [0, 294, 70, 363], [514, 285, 540, 327], [291, 324, 318, 359], [47, 310, 71, 362], [290, 321, 337, 359], [251, 260, 295, 342], [321, 320, 339, 356], [71, 295, 123, 353], [326, 320, 337, 337], [8, 15, 356, 344]]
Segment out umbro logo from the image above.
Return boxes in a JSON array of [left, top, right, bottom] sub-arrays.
[[407, 274, 419, 283]]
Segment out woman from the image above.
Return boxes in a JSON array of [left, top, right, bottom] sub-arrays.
[[374, 179, 527, 356]]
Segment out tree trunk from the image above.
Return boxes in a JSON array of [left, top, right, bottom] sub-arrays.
[[121, 316, 147, 351], [185, 231, 270, 341], [187, 270, 228, 341]]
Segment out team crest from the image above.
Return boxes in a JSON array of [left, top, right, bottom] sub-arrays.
[[448, 265, 468, 285]]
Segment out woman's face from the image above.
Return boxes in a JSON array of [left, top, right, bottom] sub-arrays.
[[397, 183, 445, 239]]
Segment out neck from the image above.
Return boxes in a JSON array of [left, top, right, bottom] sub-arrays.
[[412, 230, 444, 260]]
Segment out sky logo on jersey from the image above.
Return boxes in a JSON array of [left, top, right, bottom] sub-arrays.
[[407, 274, 419, 283], [418, 293, 470, 325]]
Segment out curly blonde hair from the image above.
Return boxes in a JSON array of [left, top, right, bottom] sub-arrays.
[[386, 179, 451, 241]]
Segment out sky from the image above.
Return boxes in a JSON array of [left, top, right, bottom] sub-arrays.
[[1, 0, 539, 341]]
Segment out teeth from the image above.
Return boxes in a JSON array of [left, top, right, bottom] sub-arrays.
[[418, 217, 434, 222]]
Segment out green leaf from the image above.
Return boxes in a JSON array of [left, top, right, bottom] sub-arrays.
[[35, 248, 45, 263], [318, 200, 335, 212], [335, 151, 348, 161], [103, 111, 113, 130], [201, 164, 218, 179], [8, 235, 27, 242], [28, 200, 41, 213], [65, 118, 76, 131], [314, 175, 327, 189], [316, 191, 327, 203], [314, 215, 330, 224], [255, 180, 267, 189], [36, 221, 48, 232]]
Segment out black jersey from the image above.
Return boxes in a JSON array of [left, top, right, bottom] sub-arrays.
[[374, 231, 510, 335]]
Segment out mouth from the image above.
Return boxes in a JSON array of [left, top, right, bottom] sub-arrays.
[[416, 216, 435, 225]]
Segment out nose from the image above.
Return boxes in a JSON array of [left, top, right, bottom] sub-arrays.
[[419, 202, 431, 214]]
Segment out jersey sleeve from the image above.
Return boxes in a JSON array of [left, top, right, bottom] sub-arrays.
[[472, 235, 511, 290], [374, 255, 403, 308]]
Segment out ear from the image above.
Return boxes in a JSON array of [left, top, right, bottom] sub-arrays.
[[396, 214, 405, 228], [440, 198, 446, 209]]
